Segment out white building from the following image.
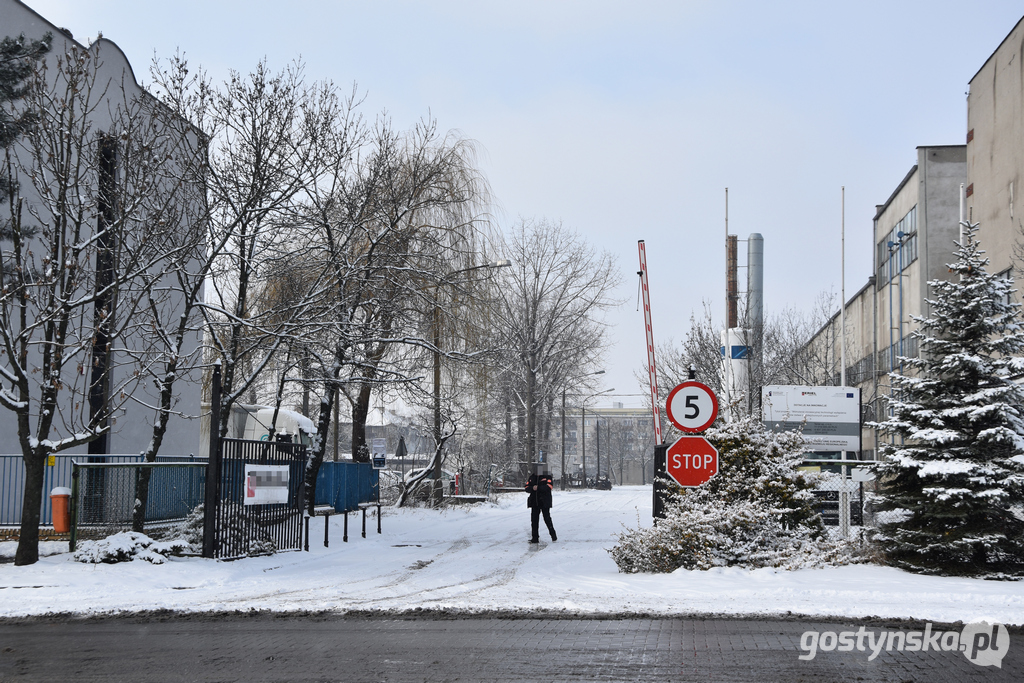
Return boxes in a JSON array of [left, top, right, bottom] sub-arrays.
[[0, 0, 204, 460]]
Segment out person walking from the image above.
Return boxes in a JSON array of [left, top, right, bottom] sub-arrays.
[[525, 465, 556, 543]]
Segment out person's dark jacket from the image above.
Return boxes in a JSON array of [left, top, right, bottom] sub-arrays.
[[525, 473, 553, 509]]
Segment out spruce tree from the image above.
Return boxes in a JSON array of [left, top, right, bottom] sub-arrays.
[[1, 33, 51, 137], [610, 415, 837, 573], [1, 32, 51, 202], [874, 223, 1024, 576]]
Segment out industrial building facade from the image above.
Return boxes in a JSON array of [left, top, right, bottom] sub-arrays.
[[806, 15, 1024, 460]]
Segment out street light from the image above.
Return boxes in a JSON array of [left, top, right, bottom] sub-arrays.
[[431, 259, 511, 506], [561, 370, 605, 490]]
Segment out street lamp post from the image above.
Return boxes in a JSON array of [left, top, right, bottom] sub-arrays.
[[431, 260, 511, 507], [561, 370, 605, 490]]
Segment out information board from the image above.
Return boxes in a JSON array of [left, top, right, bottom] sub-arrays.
[[762, 385, 861, 451], [371, 437, 387, 470]]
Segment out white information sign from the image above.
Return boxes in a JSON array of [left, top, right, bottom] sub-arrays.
[[371, 437, 387, 470], [244, 464, 290, 505], [762, 385, 861, 451]]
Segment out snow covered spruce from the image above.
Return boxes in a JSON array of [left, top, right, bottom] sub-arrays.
[[72, 532, 193, 565], [610, 416, 859, 573], [72, 503, 204, 564], [871, 223, 1024, 577]]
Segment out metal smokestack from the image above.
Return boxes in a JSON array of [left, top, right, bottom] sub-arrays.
[[747, 233, 764, 407], [746, 234, 763, 348], [727, 235, 739, 328]]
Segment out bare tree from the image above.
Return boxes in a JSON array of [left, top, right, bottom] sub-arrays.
[[1, 39, 203, 564], [647, 293, 837, 425], [164, 59, 335, 441], [295, 114, 491, 509], [491, 220, 621, 477]]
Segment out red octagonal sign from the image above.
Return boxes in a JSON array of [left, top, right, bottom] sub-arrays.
[[666, 436, 719, 487]]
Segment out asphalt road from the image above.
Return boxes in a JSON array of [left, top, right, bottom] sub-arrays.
[[0, 613, 1019, 682]]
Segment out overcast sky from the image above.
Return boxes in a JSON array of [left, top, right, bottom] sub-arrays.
[[22, 0, 1024, 407]]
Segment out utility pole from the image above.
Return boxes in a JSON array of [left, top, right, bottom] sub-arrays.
[[560, 389, 567, 490], [581, 403, 587, 487]]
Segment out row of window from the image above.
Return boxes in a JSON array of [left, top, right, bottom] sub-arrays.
[[831, 334, 920, 388], [876, 206, 918, 286]]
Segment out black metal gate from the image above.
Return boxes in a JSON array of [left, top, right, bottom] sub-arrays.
[[206, 438, 306, 559]]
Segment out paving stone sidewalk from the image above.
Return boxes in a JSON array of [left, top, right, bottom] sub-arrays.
[[0, 614, 1019, 682]]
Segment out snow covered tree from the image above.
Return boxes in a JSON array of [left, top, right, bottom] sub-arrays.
[[610, 416, 842, 573], [872, 223, 1024, 576]]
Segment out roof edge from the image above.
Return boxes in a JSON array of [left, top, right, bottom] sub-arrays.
[[874, 165, 918, 221], [9, 0, 143, 93], [969, 14, 1024, 85]]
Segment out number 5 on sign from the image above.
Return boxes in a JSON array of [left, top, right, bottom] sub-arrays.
[[665, 381, 718, 433]]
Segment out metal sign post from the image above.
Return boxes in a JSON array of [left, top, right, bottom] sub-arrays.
[[653, 443, 669, 520]]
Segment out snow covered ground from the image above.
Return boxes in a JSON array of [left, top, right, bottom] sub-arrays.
[[2, 486, 1023, 624]]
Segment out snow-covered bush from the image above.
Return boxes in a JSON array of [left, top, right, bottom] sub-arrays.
[[73, 531, 191, 565], [610, 416, 857, 573], [871, 224, 1024, 577]]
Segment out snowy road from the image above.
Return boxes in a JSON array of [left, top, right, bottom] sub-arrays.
[[2, 486, 1024, 625]]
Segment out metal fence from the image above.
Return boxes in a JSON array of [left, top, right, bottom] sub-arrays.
[[809, 470, 909, 532], [206, 438, 306, 559], [1, 454, 202, 527], [70, 461, 207, 547], [314, 461, 379, 511]]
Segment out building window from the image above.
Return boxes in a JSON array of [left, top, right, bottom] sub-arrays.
[[877, 205, 918, 286], [996, 268, 1015, 306]]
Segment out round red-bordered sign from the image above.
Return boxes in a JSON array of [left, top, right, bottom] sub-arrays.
[[665, 381, 718, 433]]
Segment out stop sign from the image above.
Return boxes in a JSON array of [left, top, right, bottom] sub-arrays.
[[665, 436, 719, 487]]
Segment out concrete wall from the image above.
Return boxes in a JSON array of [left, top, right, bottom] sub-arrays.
[[967, 16, 1024, 277]]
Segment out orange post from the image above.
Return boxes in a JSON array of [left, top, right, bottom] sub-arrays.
[[50, 487, 72, 534]]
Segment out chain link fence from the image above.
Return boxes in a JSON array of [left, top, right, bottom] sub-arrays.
[[808, 468, 910, 536], [71, 461, 207, 545]]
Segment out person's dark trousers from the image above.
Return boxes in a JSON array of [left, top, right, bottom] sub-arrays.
[[531, 507, 556, 541]]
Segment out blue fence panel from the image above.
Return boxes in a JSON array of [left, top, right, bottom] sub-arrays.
[[1, 454, 202, 527], [143, 465, 206, 521], [2, 455, 384, 528], [314, 462, 378, 512]]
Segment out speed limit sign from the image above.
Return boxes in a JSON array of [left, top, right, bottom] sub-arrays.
[[665, 381, 718, 433]]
